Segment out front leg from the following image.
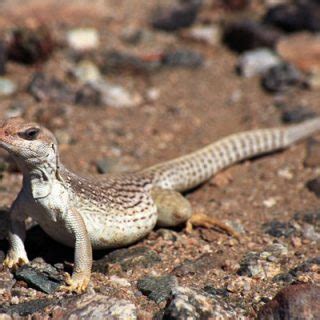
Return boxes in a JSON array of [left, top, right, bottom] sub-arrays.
[[60, 207, 92, 294], [3, 195, 29, 269]]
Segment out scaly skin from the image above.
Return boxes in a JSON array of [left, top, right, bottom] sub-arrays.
[[0, 117, 320, 293]]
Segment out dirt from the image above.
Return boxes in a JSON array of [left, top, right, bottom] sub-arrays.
[[0, 0, 319, 319]]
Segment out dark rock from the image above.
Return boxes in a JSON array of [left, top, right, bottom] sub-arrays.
[[223, 20, 282, 53], [172, 253, 223, 277], [261, 63, 304, 93], [237, 251, 262, 277], [28, 72, 75, 103], [14, 264, 62, 294], [75, 83, 102, 106], [290, 257, 320, 276], [294, 211, 320, 231], [281, 106, 316, 124], [137, 275, 177, 303], [0, 41, 7, 75], [101, 50, 161, 74], [304, 139, 320, 168], [203, 285, 229, 298], [222, 0, 250, 11], [60, 293, 137, 319], [8, 25, 55, 64], [163, 286, 213, 319], [262, 220, 295, 238], [95, 158, 119, 174], [0, 298, 58, 316], [258, 284, 320, 319], [93, 246, 161, 273], [151, 1, 202, 32], [162, 49, 203, 68], [263, 3, 320, 33], [306, 178, 320, 198], [273, 272, 295, 284]]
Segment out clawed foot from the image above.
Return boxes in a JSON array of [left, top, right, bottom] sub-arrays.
[[3, 254, 29, 270], [186, 212, 240, 239], [59, 272, 90, 294]]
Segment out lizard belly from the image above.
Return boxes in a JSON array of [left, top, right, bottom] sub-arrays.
[[77, 200, 158, 249]]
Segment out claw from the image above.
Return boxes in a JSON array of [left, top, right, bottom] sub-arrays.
[[3, 255, 29, 270], [59, 272, 90, 294], [186, 212, 240, 239]]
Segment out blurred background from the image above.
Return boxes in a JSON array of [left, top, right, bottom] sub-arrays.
[[0, 1, 320, 318]]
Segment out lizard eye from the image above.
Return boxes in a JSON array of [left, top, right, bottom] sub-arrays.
[[20, 127, 40, 140]]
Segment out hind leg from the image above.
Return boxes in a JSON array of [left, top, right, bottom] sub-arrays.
[[151, 187, 239, 238]]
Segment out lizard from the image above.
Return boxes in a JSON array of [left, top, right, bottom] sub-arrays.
[[0, 116, 320, 293]]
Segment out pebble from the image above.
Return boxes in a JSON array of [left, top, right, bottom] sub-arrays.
[[258, 284, 320, 319], [28, 72, 75, 103], [263, 3, 320, 32], [162, 49, 204, 68], [301, 224, 320, 241], [280, 106, 316, 124], [223, 20, 281, 53], [0, 77, 17, 97], [162, 285, 244, 319], [304, 139, 320, 168], [75, 83, 102, 106], [137, 275, 178, 303], [185, 25, 221, 45], [263, 220, 295, 238], [263, 197, 277, 208], [261, 63, 304, 93], [93, 246, 161, 273], [66, 28, 99, 51], [73, 60, 101, 83], [277, 33, 320, 73], [8, 25, 55, 64], [306, 178, 320, 198], [237, 49, 281, 78], [14, 264, 62, 294], [151, 1, 201, 31], [0, 41, 7, 75], [62, 294, 137, 320], [93, 81, 142, 108]]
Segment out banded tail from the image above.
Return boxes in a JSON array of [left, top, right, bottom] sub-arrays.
[[144, 117, 320, 192]]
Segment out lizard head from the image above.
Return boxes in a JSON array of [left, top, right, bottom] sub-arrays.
[[0, 117, 60, 171]]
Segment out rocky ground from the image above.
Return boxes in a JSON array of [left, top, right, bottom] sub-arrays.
[[0, 0, 319, 319]]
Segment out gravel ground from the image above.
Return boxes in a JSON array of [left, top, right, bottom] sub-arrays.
[[0, 1, 319, 319]]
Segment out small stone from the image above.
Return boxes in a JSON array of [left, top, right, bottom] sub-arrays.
[[263, 220, 295, 238], [109, 275, 131, 287], [14, 264, 62, 294], [0, 41, 7, 75], [223, 20, 281, 53], [281, 106, 316, 124], [277, 33, 320, 73], [156, 228, 178, 241], [0, 77, 17, 97], [237, 49, 281, 78], [263, 197, 277, 208], [306, 178, 320, 198], [258, 284, 320, 319], [185, 25, 221, 45], [28, 72, 75, 103], [93, 81, 142, 108], [93, 246, 161, 273], [301, 224, 320, 241], [75, 83, 102, 106], [162, 49, 203, 68], [277, 167, 293, 180], [261, 63, 304, 93], [62, 294, 137, 319], [8, 25, 55, 64], [137, 275, 177, 303], [66, 28, 99, 51], [146, 87, 160, 101], [203, 286, 229, 298], [73, 60, 101, 83], [263, 3, 320, 32], [96, 158, 119, 174], [304, 139, 320, 168], [151, 1, 201, 32]]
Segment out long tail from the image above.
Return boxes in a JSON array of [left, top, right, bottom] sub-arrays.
[[143, 117, 320, 192]]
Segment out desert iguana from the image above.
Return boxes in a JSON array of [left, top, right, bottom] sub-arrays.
[[0, 117, 319, 293]]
